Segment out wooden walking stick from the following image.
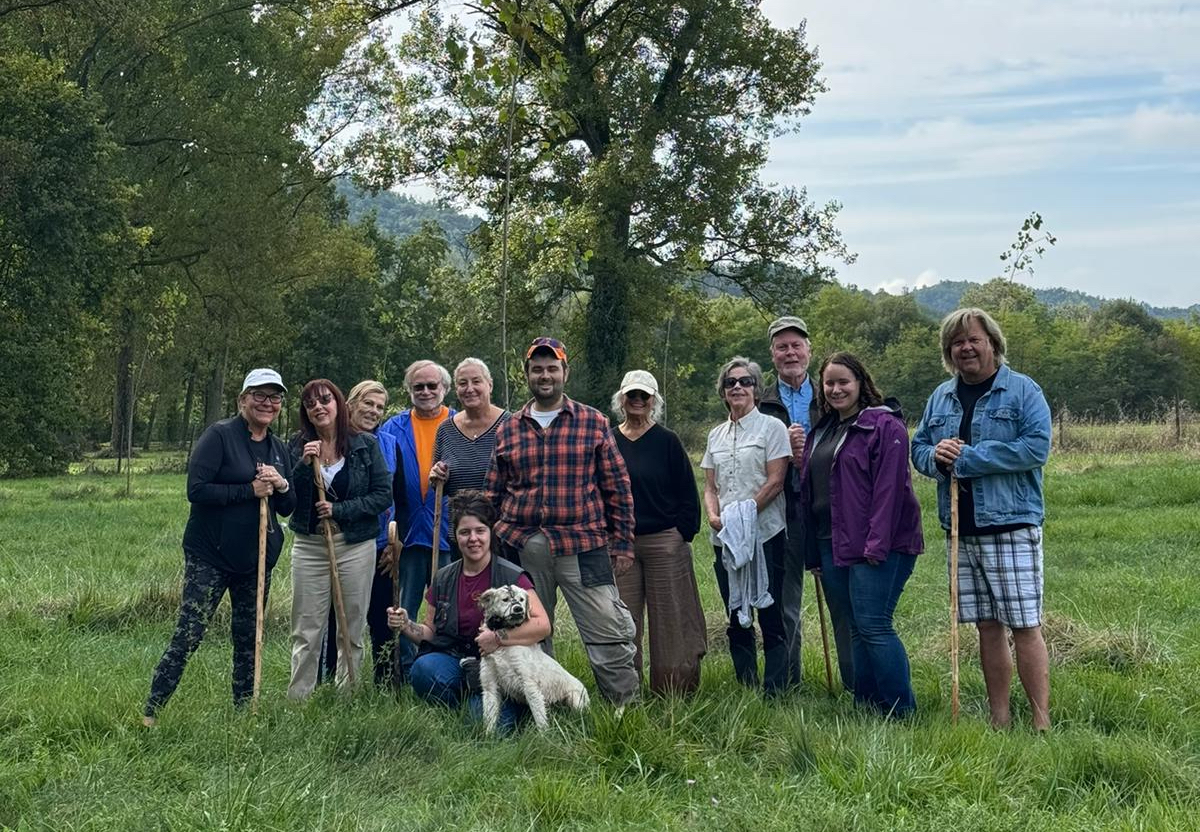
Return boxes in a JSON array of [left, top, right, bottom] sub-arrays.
[[429, 481, 444, 588], [313, 456, 355, 686], [388, 520, 402, 688], [812, 571, 835, 696], [252, 495, 268, 714], [949, 475, 961, 724]]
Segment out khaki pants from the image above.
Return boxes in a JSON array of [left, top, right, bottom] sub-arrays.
[[288, 531, 375, 700], [520, 533, 639, 705]]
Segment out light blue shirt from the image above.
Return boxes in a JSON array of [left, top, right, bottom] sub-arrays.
[[778, 378, 814, 431]]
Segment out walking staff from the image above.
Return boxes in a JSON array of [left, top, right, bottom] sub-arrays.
[[812, 571, 835, 696], [253, 495, 268, 713], [949, 476, 960, 723], [313, 456, 356, 687]]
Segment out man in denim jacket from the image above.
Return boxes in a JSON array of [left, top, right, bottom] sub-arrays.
[[912, 308, 1052, 730]]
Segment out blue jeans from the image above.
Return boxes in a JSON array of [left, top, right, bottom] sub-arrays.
[[396, 544, 453, 675], [410, 651, 526, 733], [818, 540, 917, 717]]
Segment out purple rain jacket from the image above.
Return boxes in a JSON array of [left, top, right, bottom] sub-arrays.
[[798, 403, 924, 568]]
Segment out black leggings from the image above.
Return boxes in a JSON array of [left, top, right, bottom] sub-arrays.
[[145, 555, 270, 717]]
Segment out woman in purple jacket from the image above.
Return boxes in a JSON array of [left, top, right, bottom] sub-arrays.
[[799, 352, 923, 717]]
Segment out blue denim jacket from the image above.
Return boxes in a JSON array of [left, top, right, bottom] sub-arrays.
[[911, 364, 1051, 530]]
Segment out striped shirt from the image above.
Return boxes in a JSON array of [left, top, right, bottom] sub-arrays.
[[432, 411, 510, 496], [485, 396, 635, 560]]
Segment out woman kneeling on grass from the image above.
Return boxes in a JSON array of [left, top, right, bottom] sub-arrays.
[[144, 369, 294, 726], [387, 490, 550, 731], [798, 352, 924, 718]]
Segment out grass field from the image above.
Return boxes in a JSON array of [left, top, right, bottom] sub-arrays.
[[2, 447, 1200, 831]]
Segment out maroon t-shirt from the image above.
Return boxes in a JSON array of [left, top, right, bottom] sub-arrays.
[[425, 563, 535, 637]]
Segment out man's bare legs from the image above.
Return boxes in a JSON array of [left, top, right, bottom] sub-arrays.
[[977, 619, 1050, 730]]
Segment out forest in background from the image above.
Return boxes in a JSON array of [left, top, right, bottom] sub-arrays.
[[3, 1, 1198, 477]]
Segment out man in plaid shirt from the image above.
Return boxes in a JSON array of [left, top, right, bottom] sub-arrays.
[[485, 337, 640, 705]]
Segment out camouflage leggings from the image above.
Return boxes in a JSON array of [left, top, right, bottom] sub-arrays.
[[145, 555, 272, 717]]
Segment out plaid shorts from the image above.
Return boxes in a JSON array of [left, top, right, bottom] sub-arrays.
[[949, 526, 1044, 629]]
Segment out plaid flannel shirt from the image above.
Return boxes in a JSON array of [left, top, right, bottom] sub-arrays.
[[485, 395, 634, 560]]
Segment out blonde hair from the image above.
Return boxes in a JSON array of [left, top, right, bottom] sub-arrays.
[[940, 307, 1007, 374], [346, 379, 388, 408]]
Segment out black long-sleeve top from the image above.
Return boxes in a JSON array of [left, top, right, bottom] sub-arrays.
[[183, 415, 295, 574], [613, 423, 702, 542]]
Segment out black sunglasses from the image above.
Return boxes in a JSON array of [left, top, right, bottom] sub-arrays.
[[625, 390, 652, 402], [722, 376, 756, 389], [303, 392, 334, 408], [410, 382, 441, 392]]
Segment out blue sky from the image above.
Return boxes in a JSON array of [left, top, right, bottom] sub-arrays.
[[761, 0, 1200, 307]]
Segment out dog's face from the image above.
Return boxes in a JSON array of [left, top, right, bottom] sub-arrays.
[[479, 585, 530, 630]]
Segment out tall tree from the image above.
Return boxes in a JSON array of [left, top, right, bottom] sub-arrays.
[[378, 0, 852, 401], [0, 53, 139, 475]]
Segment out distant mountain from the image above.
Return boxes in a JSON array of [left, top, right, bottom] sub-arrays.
[[336, 182, 480, 248], [909, 280, 1200, 321]]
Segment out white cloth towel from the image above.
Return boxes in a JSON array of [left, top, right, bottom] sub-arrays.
[[716, 499, 774, 627]]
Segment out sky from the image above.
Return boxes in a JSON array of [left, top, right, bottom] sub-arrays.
[[759, 0, 1200, 307]]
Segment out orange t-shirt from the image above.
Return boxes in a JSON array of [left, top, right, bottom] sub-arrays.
[[412, 406, 449, 499]]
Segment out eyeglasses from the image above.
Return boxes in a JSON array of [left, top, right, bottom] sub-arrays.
[[722, 376, 756, 389], [625, 390, 651, 402], [303, 392, 334, 408], [410, 382, 441, 392], [249, 391, 284, 404]]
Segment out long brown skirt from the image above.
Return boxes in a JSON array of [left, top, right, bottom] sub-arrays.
[[615, 528, 708, 695]]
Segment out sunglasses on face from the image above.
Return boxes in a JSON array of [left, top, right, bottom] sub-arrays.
[[625, 390, 652, 402], [410, 382, 440, 392], [303, 392, 334, 408], [249, 391, 284, 404], [722, 376, 756, 389]]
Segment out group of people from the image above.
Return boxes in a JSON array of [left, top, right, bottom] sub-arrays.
[[143, 307, 1052, 732]]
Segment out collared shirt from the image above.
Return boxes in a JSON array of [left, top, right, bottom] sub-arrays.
[[485, 396, 635, 559], [701, 407, 791, 545], [778, 378, 814, 430]]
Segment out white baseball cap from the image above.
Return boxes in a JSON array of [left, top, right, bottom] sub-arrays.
[[618, 370, 660, 399], [240, 368, 285, 393]]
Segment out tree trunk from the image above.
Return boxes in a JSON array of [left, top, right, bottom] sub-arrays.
[[179, 362, 196, 448], [581, 211, 633, 406], [110, 316, 135, 465], [142, 393, 159, 451], [202, 343, 229, 428]]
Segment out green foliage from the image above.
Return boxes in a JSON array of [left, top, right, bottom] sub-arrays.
[[0, 53, 140, 476]]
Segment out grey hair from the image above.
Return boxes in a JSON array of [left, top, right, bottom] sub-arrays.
[[940, 307, 1007, 374], [454, 357, 493, 386], [610, 388, 665, 423], [346, 379, 388, 408], [716, 356, 765, 406], [404, 359, 452, 391]]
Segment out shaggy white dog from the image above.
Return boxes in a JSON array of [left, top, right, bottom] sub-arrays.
[[477, 585, 590, 733]]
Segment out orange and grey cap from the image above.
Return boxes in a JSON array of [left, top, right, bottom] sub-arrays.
[[525, 336, 567, 362]]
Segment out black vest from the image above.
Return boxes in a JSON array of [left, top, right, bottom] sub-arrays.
[[418, 556, 528, 659]]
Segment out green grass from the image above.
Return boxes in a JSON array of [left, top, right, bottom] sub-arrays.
[[2, 449, 1200, 830]]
